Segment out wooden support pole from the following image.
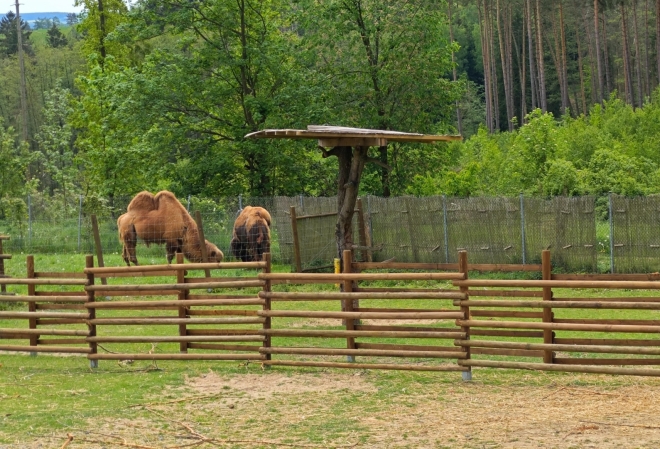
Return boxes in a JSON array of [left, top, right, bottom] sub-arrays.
[[458, 250, 471, 381], [263, 252, 272, 361], [176, 252, 188, 353], [194, 211, 211, 278], [85, 255, 98, 368], [542, 250, 554, 363], [343, 249, 356, 361], [90, 215, 107, 285], [290, 206, 302, 272], [26, 255, 37, 352]]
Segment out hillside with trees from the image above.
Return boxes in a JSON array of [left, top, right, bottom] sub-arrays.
[[1, 0, 660, 218]]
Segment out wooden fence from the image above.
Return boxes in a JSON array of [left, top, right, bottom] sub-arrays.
[[2, 251, 660, 378]]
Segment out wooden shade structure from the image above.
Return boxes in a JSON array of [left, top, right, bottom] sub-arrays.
[[245, 125, 462, 260]]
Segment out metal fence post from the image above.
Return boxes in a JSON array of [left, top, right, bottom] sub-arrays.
[[77, 194, 83, 252], [187, 194, 191, 211], [238, 194, 243, 210], [520, 193, 526, 265], [443, 195, 449, 263], [609, 192, 615, 273]]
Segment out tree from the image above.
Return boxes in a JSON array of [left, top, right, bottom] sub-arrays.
[[33, 18, 53, 30], [47, 24, 68, 48], [297, 0, 461, 196], [75, 0, 130, 65], [36, 86, 78, 203], [0, 11, 32, 56], [66, 13, 79, 25]]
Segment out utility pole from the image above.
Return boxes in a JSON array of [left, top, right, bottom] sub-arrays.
[[15, 0, 29, 143]]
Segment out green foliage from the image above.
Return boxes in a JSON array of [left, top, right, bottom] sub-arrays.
[[0, 11, 32, 56], [46, 24, 68, 48], [295, 0, 462, 195], [75, 0, 130, 64], [420, 96, 660, 198], [36, 86, 78, 200]]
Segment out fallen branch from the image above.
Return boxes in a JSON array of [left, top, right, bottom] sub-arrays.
[[60, 433, 73, 449]]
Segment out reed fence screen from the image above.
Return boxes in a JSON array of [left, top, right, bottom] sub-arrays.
[[1, 194, 660, 273]]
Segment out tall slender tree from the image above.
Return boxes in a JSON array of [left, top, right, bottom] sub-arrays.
[[594, 0, 604, 102], [526, 0, 538, 110], [620, 1, 634, 105], [534, 0, 547, 112]]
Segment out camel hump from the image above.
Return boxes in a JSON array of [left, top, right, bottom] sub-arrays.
[[127, 191, 157, 212], [154, 190, 190, 216], [255, 207, 272, 226]]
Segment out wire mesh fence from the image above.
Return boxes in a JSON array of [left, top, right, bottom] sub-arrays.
[[1, 193, 660, 273]]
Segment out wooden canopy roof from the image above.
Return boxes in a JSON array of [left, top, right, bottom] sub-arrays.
[[245, 125, 462, 148]]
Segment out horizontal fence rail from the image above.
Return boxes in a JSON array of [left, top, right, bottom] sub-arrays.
[[2, 249, 660, 378]]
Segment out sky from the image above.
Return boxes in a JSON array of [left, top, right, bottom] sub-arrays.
[[10, 0, 83, 14]]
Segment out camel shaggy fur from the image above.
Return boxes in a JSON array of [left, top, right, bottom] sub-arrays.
[[230, 206, 271, 262], [118, 190, 223, 266]]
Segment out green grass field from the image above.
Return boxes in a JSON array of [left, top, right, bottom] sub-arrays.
[[2, 253, 660, 447]]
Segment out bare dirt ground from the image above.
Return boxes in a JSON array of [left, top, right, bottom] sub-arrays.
[[7, 369, 660, 449]]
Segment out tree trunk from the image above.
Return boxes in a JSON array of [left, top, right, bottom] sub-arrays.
[[486, 0, 500, 130], [632, 0, 643, 105], [98, 0, 107, 61], [549, 5, 567, 115], [478, 1, 494, 132], [621, 2, 634, 105], [378, 146, 390, 197], [535, 0, 547, 112], [644, 0, 651, 95], [448, 0, 463, 135], [497, 0, 514, 130], [602, 12, 612, 96], [576, 23, 588, 114], [657, 0, 660, 86], [526, 0, 538, 110], [594, 0, 603, 102], [559, 2, 570, 114], [334, 146, 368, 259], [514, 10, 528, 122]]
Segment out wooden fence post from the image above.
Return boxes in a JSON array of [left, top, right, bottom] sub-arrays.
[[86, 255, 98, 368], [26, 255, 37, 355], [458, 251, 471, 381], [290, 206, 302, 272], [542, 250, 555, 363], [342, 249, 356, 362], [193, 211, 211, 279], [90, 215, 107, 285], [176, 252, 188, 353], [263, 252, 272, 362], [0, 235, 10, 294]]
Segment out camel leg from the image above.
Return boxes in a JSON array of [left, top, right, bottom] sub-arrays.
[[124, 225, 139, 266], [166, 239, 183, 264]]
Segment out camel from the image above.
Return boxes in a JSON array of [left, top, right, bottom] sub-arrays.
[[117, 190, 223, 266], [229, 206, 271, 262]]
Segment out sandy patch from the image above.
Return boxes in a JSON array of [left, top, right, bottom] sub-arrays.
[[184, 369, 378, 397], [9, 372, 660, 448]]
